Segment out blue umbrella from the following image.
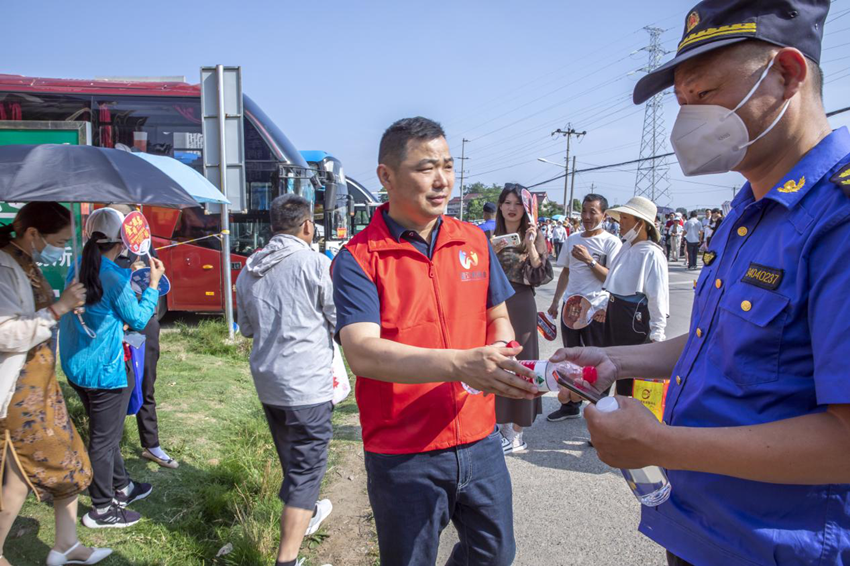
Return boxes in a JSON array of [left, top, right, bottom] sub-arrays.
[[552, 214, 566, 221], [131, 152, 230, 205]]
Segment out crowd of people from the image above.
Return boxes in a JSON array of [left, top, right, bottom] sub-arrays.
[[1, 0, 849, 565]]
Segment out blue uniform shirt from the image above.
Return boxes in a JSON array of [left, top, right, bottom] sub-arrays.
[[333, 210, 514, 338], [641, 128, 850, 565]]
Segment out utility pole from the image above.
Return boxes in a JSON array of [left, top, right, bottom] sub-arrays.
[[457, 138, 470, 220], [552, 124, 586, 217], [634, 26, 672, 204], [732, 185, 739, 199], [569, 156, 577, 218]]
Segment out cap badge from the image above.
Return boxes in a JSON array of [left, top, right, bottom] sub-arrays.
[[777, 176, 805, 194], [686, 11, 700, 33]]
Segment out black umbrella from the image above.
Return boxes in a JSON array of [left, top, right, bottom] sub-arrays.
[[0, 144, 201, 338], [0, 144, 198, 207]]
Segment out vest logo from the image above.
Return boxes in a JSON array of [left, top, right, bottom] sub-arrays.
[[458, 250, 479, 270]]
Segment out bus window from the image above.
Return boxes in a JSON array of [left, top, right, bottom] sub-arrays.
[[91, 96, 203, 169], [172, 208, 221, 251], [0, 92, 92, 123]]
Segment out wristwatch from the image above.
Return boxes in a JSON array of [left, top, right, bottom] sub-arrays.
[[588, 259, 598, 268]]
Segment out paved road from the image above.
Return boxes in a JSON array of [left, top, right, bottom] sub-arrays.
[[437, 260, 701, 566]]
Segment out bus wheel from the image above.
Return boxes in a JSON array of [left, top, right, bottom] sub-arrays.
[[155, 296, 168, 321]]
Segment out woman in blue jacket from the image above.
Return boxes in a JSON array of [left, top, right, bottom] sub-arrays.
[[59, 208, 164, 529]]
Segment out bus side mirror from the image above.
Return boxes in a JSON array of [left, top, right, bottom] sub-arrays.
[[347, 194, 356, 217]]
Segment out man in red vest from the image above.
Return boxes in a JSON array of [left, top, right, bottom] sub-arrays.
[[333, 117, 538, 566]]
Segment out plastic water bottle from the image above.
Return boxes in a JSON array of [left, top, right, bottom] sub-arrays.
[[595, 396, 672, 507], [462, 355, 597, 394]]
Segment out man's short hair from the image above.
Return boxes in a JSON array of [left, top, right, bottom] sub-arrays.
[[690, 210, 698, 218], [270, 194, 311, 234], [583, 193, 609, 212], [712, 208, 722, 214], [378, 117, 446, 168]]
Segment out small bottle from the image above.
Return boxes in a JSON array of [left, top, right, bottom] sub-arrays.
[[595, 396, 672, 507], [463, 359, 597, 395], [516, 360, 598, 392]]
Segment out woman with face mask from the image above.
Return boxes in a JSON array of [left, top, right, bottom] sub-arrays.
[[59, 208, 165, 530], [0, 203, 112, 565], [597, 197, 669, 396]]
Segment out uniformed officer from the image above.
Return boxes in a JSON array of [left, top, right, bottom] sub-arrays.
[[553, 1, 850, 565]]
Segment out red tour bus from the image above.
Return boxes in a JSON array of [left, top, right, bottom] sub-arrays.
[[0, 74, 346, 318]]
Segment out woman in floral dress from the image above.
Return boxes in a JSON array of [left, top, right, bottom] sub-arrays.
[[0, 202, 110, 566]]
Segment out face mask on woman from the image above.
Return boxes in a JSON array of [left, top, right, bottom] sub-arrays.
[[623, 223, 643, 245], [33, 233, 65, 265]]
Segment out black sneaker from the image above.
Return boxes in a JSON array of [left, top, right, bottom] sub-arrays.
[[546, 401, 582, 422], [113, 481, 152, 508], [82, 504, 141, 529]]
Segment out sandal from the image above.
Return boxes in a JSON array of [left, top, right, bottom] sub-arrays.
[[141, 448, 179, 469]]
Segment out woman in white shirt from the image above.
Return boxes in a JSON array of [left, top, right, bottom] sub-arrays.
[[599, 196, 669, 396]]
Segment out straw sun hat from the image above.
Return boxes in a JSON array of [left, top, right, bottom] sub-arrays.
[[606, 196, 661, 243]]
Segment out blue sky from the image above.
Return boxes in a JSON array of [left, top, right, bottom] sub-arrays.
[[6, 0, 850, 210]]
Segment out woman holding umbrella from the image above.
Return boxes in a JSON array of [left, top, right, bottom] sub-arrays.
[[60, 208, 165, 530], [0, 203, 111, 565]]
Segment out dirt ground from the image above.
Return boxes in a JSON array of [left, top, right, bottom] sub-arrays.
[[311, 413, 379, 566]]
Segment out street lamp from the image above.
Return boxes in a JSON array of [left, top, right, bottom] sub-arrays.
[[537, 157, 567, 168]]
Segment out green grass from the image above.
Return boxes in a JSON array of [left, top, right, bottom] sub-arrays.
[[6, 319, 357, 566]]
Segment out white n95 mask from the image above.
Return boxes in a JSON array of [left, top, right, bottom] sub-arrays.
[[671, 54, 792, 177]]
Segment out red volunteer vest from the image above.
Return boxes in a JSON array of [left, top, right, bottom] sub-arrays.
[[344, 204, 495, 454]]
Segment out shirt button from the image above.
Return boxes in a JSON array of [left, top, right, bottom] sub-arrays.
[[715, 279, 722, 289], [737, 226, 749, 237], [741, 300, 752, 312], [676, 375, 682, 385], [696, 328, 703, 338]]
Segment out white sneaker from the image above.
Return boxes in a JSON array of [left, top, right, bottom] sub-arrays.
[[305, 499, 333, 536], [509, 431, 528, 453], [46, 542, 113, 565], [499, 424, 516, 454]]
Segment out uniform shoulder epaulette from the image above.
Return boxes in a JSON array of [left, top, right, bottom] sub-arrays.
[[830, 163, 850, 197]]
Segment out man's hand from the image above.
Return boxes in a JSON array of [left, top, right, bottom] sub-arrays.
[[547, 301, 560, 319], [550, 346, 618, 392], [571, 244, 593, 264], [585, 396, 664, 469], [592, 308, 606, 324], [454, 345, 539, 400]]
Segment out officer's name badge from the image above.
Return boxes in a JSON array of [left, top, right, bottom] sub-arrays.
[[742, 262, 784, 291], [702, 251, 717, 266]]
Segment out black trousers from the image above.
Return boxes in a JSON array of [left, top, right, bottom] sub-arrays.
[[136, 317, 161, 449], [70, 365, 135, 508], [605, 294, 651, 397], [553, 240, 563, 258], [686, 241, 700, 269]]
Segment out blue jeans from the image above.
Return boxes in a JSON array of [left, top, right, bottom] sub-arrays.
[[364, 428, 516, 566]]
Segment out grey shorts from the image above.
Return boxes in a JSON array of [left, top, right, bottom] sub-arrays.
[[262, 401, 333, 510]]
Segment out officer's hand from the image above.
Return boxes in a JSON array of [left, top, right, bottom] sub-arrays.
[[455, 346, 538, 400], [549, 346, 618, 393], [584, 396, 663, 469]]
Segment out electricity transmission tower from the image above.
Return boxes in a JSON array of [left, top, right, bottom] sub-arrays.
[[634, 26, 672, 205]]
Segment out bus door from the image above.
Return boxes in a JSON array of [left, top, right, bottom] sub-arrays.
[[168, 208, 225, 312]]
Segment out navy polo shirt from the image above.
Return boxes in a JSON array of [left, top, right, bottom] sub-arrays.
[[643, 128, 850, 565], [333, 210, 514, 338]]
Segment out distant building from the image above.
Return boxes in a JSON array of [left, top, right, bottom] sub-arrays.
[[446, 192, 483, 218], [531, 191, 550, 206]]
